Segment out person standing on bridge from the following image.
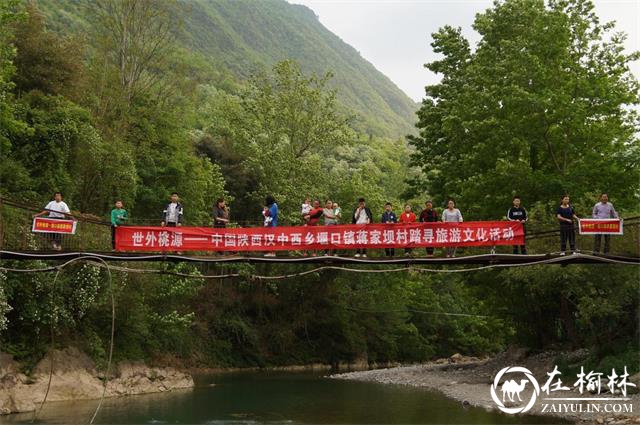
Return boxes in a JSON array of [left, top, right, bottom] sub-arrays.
[[263, 195, 278, 257], [352, 197, 372, 258], [323, 200, 338, 256], [34, 191, 72, 251], [557, 195, 578, 255], [419, 200, 438, 257], [161, 192, 183, 227], [442, 199, 463, 258], [592, 193, 618, 255], [110, 200, 128, 250], [301, 197, 312, 225], [381, 202, 398, 257], [305, 200, 324, 226], [304, 200, 324, 256], [507, 196, 528, 255], [399, 204, 417, 256], [333, 202, 342, 224], [212, 198, 230, 228]]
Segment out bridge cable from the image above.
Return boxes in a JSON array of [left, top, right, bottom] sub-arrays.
[[3, 253, 637, 282], [26, 256, 115, 425]]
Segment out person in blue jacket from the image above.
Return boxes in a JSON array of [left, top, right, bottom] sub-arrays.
[[263, 195, 278, 257], [263, 195, 278, 227]]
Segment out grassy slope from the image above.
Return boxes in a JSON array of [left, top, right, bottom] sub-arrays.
[[36, 0, 418, 138]]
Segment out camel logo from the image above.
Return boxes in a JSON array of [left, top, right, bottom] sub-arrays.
[[490, 366, 541, 414], [502, 378, 528, 402]]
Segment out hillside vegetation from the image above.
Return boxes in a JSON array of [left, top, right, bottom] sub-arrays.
[[37, 0, 418, 138]]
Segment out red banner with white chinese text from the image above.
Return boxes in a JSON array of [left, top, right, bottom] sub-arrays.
[[32, 217, 77, 234], [115, 222, 524, 252], [578, 219, 623, 235]]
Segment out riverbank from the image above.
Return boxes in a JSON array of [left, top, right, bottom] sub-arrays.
[[330, 349, 640, 425], [0, 347, 194, 415], [187, 359, 401, 375], [0, 348, 402, 416]]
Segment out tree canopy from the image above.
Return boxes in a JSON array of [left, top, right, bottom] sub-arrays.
[[409, 0, 640, 219]]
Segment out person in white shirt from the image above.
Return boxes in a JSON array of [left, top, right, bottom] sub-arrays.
[[33, 192, 72, 251], [352, 198, 372, 257], [442, 199, 463, 258], [300, 197, 312, 225], [592, 193, 619, 254]]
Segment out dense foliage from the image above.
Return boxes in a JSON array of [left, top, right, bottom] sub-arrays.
[[36, 0, 418, 138], [0, 0, 638, 372], [408, 0, 640, 217]]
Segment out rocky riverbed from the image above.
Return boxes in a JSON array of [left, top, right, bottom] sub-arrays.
[[0, 347, 194, 415], [331, 349, 640, 425]]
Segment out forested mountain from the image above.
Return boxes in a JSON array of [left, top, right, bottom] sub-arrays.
[[36, 0, 418, 138], [1, 0, 417, 220]]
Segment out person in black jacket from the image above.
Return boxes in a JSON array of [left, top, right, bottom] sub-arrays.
[[419, 200, 438, 256], [507, 195, 528, 254], [381, 202, 398, 257], [557, 195, 578, 255], [352, 197, 372, 257], [212, 198, 229, 228]]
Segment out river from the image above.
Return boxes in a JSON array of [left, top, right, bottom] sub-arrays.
[[3, 371, 566, 424]]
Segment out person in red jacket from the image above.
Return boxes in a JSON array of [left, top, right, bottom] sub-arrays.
[[305, 200, 324, 226], [399, 204, 417, 256], [303, 200, 324, 256]]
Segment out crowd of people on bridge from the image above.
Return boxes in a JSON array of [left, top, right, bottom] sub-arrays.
[[34, 190, 620, 257]]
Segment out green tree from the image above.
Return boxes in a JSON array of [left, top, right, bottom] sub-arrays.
[[409, 0, 640, 218], [91, 0, 179, 111], [197, 61, 356, 223], [12, 2, 85, 98], [9, 92, 137, 210], [0, 0, 31, 198]]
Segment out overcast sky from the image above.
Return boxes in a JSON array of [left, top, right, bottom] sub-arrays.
[[289, 0, 639, 102]]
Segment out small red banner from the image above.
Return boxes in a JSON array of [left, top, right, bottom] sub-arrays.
[[115, 221, 524, 252], [32, 217, 77, 234], [578, 219, 623, 235]]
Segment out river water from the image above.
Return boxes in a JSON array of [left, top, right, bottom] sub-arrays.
[[3, 371, 565, 424]]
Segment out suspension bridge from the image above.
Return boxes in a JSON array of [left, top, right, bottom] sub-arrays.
[[1, 197, 638, 268], [1, 196, 637, 425]]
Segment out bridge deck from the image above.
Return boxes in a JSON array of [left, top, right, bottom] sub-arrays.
[[1, 250, 638, 265]]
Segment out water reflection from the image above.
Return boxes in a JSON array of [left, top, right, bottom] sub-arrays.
[[3, 371, 567, 424]]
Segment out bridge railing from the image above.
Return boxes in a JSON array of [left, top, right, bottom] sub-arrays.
[[493, 218, 639, 257], [0, 198, 112, 252], [1, 197, 638, 257]]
